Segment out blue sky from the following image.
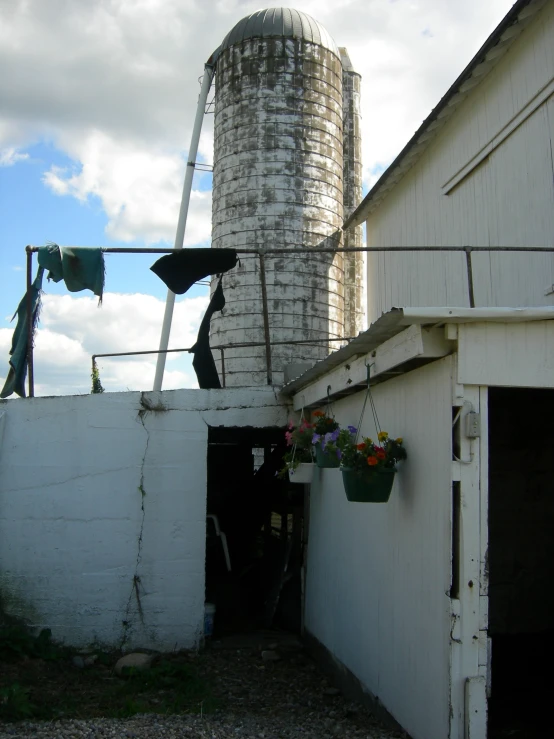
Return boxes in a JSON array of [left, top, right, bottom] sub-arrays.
[[1, 141, 212, 310], [0, 139, 212, 395], [0, 0, 515, 396]]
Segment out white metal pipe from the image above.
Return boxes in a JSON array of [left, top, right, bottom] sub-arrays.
[[153, 64, 214, 391]]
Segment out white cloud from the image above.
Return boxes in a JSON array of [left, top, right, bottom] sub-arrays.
[[0, 0, 516, 239], [0, 291, 209, 397], [0, 146, 28, 166], [42, 131, 213, 244]]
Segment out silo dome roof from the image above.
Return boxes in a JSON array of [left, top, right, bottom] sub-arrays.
[[216, 8, 338, 57]]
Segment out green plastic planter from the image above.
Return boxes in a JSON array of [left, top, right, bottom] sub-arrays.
[[341, 466, 396, 502], [315, 443, 340, 469]]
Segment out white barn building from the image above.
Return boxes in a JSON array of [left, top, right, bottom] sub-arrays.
[[283, 1, 554, 738]]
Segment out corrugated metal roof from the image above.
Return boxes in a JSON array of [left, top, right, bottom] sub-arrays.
[[216, 8, 339, 57], [280, 306, 554, 395], [343, 0, 547, 229]]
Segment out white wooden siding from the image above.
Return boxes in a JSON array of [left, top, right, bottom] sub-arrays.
[[304, 356, 454, 739], [457, 320, 554, 387], [366, 1, 554, 323]]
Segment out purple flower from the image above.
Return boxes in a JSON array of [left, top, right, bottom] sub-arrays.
[[348, 425, 357, 434], [322, 428, 339, 451], [312, 433, 321, 444], [337, 449, 342, 459]]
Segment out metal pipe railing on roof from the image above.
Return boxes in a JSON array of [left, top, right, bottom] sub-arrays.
[[91, 337, 352, 390], [24, 244, 554, 396], [24, 245, 554, 254], [26, 246, 34, 397], [258, 252, 273, 384]]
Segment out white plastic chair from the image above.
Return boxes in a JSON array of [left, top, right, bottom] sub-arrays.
[[206, 514, 232, 572]]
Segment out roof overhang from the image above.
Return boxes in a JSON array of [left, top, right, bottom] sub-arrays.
[[280, 306, 554, 409]]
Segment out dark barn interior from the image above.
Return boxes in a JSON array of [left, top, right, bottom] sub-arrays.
[[487, 387, 554, 738], [205, 426, 306, 637]]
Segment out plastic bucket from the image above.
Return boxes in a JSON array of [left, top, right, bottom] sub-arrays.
[[204, 602, 216, 637]]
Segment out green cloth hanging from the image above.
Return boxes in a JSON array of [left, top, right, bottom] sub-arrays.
[[0, 267, 44, 399], [38, 244, 105, 299]]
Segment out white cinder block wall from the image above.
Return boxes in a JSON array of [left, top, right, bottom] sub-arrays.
[[304, 357, 454, 739], [0, 387, 288, 650]]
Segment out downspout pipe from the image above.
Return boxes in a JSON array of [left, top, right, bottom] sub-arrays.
[[153, 63, 215, 391]]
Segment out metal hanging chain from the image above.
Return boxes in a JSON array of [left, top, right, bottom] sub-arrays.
[[355, 363, 382, 444], [326, 384, 334, 419], [368, 365, 382, 438], [290, 400, 307, 468]]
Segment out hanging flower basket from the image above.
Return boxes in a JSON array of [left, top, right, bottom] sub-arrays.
[[278, 418, 315, 481], [315, 443, 340, 469], [289, 462, 315, 484], [341, 466, 396, 503]]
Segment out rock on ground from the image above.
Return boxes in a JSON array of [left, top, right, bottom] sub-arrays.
[[114, 653, 154, 676]]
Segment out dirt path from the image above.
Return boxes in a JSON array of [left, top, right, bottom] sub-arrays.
[[0, 631, 407, 738]]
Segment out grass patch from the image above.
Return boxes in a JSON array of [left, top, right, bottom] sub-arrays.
[[0, 684, 37, 721], [0, 625, 217, 722], [0, 625, 69, 663]]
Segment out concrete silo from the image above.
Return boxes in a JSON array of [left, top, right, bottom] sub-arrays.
[[209, 8, 363, 387]]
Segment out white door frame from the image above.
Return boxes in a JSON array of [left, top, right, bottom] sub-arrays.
[[449, 381, 489, 739]]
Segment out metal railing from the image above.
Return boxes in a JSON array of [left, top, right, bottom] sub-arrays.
[[23, 244, 554, 396], [91, 336, 353, 390]]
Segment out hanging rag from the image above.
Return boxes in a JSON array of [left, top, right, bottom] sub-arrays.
[[189, 279, 225, 389], [150, 248, 237, 295], [37, 244, 105, 300], [1, 267, 44, 399]]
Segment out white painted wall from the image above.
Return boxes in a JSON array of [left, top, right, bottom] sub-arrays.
[[365, 1, 554, 322], [0, 387, 288, 650], [305, 356, 454, 739], [457, 319, 554, 388]]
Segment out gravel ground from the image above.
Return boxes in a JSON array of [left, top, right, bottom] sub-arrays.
[[0, 633, 408, 739]]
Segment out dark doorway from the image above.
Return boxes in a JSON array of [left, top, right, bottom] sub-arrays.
[[204, 426, 306, 638], [487, 387, 554, 738]]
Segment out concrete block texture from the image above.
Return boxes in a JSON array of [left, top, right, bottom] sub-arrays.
[[211, 34, 350, 386], [0, 388, 289, 649]]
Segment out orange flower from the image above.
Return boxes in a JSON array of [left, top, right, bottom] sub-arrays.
[[356, 443, 366, 450], [367, 456, 378, 466], [312, 410, 324, 417], [375, 449, 386, 460]]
